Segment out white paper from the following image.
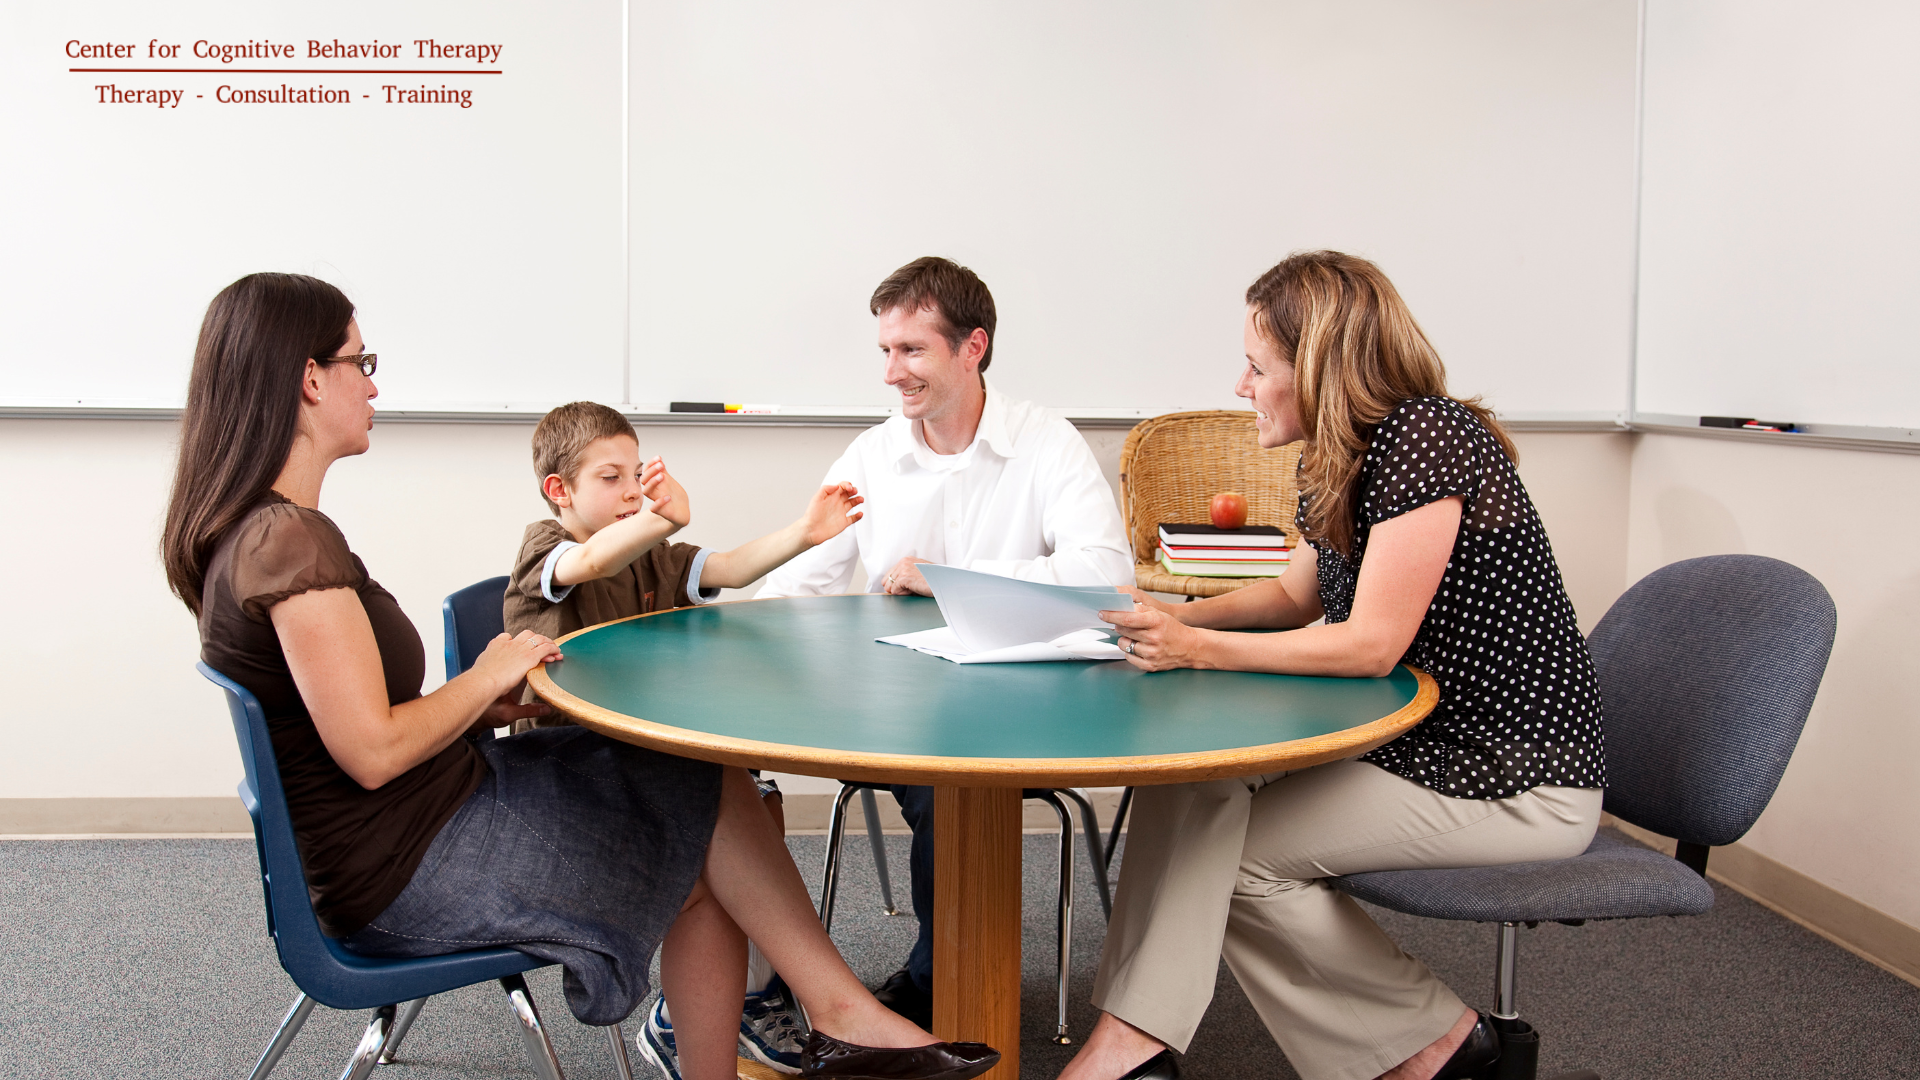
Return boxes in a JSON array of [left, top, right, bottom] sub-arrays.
[[916, 563, 1125, 652], [877, 626, 1125, 664]]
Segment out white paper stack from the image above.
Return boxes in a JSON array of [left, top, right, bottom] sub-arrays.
[[875, 564, 1128, 663]]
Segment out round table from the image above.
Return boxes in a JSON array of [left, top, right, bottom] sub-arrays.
[[530, 594, 1436, 1079]]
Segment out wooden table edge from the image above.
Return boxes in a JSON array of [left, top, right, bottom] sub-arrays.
[[526, 597, 1441, 787]]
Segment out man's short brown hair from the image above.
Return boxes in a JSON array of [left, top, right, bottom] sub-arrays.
[[531, 401, 637, 513], [869, 256, 998, 373]]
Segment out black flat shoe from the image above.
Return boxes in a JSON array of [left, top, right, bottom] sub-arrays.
[[800, 1030, 1000, 1080], [870, 968, 934, 1030], [1430, 1013, 1500, 1080], [1114, 1049, 1180, 1080]]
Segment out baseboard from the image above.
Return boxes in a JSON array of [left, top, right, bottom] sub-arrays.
[[0, 797, 252, 836], [1605, 815, 1920, 988]]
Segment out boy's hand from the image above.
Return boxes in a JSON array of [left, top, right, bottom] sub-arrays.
[[802, 482, 865, 545], [641, 456, 691, 529]]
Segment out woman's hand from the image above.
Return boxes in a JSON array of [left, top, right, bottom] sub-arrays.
[[476, 686, 553, 730], [1101, 601, 1211, 671], [469, 630, 564, 697]]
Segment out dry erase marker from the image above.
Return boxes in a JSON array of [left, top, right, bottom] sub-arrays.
[[726, 404, 781, 414]]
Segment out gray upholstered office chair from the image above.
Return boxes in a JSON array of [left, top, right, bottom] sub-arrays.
[[1333, 554, 1836, 1080], [817, 783, 1113, 1043]]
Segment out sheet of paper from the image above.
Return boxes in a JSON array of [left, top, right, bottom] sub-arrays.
[[877, 626, 1125, 664], [917, 563, 1125, 652]]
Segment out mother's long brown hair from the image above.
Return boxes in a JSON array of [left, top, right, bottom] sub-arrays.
[[161, 273, 354, 613], [1247, 251, 1515, 557]]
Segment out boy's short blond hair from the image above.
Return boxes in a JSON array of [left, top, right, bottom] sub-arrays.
[[532, 401, 637, 513]]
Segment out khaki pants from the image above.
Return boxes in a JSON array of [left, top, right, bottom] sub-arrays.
[[1092, 760, 1601, 1080]]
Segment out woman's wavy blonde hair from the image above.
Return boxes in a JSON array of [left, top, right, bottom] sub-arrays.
[[1247, 251, 1515, 558]]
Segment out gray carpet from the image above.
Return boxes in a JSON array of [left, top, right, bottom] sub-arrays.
[[0, 829, 1913, 1079]]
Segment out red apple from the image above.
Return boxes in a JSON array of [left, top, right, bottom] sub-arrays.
[[1209, 491, 1248, 529]]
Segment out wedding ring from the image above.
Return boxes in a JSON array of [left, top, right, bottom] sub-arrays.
[[1124, 639, 1135, 655]]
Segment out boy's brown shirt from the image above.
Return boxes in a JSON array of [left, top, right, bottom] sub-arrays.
[[503, 520, 712, 730], [504, 519, 710, 640]]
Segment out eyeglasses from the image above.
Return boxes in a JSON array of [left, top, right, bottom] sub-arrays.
[[316, 353, 378, 377]]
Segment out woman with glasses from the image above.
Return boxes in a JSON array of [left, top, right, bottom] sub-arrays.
[[162, 272, 999, 1080]]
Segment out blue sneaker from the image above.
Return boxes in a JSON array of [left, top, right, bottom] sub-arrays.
[[637, 997, 681, 1080], [738, 976, 807, 1075]]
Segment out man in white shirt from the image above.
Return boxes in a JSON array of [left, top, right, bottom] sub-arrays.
[[760, 256, 1130, 1024]]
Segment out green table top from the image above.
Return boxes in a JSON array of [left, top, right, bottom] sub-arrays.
[[533, 594, 1433, 786]]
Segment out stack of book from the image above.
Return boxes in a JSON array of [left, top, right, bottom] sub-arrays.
[[1157, 522, 1290, 578]]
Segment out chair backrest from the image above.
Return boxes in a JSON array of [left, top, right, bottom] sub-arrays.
[[443, 575, 511, 682], [1117, 410, 1303, 564], [1587, 554, 1836, 848], [198, 662, 346, 984]]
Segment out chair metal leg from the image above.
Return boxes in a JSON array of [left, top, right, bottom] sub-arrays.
[[1488, 922, 1543, 1080], [377, 997, 426, 1064], [1036, 791, 1076, 1044], [246, 991, 316, 1080], [858, 786, 900, 915], [501, 973, 566, 1080], [1104, 787, 1134, 878], [1057, 787, 1112, 920], [1493, 922, 1520, 1020], [819, 783, 861, 931], [339, 1003, 396, 1080], [607, 1020, 636, 1080]]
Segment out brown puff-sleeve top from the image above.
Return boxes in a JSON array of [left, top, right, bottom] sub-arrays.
[[199, 493, 486, 937]]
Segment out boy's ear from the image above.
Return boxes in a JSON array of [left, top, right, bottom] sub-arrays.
[[542, 473, 571, 508]]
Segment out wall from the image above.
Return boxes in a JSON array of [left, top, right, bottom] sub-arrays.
[[1623, 433, 1920, 930], [0, 418, 1626, 807]]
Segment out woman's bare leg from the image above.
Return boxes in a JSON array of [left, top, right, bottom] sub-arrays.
[[660, 878, 750, 1080], [1379, 1006, 1478, 1080], [704, 767, 936, 1048], [1056, 1012, 1166, 1080]]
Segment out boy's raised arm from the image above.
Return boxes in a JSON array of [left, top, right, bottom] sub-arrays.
[[698, 483, 864, 590], [553, 456, 690, 586]]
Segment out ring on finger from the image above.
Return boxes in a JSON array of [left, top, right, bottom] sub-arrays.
[[1124, 639, 1135, 655]]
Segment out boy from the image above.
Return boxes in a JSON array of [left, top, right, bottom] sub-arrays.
[[505, 401, 863, 1077]]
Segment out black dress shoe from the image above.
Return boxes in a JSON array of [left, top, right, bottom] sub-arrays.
[[1114, 1049, 1179, 1080], [1430, 1013, 1500, 1080], [800, 1030, 1000, 1080], [870, 968, 934, 1030]]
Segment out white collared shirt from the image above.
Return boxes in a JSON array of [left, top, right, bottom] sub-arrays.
[[758, 383, 1132, 596]]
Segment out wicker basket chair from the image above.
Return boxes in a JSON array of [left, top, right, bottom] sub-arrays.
[[1118, 410, 1304, 598]]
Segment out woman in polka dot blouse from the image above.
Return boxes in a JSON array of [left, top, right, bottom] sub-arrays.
[[1060, 252, 1607, 1080]]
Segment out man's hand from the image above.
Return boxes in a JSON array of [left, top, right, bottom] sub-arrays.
[[881, 556, 933, 596], [802, 482, 865, 545], [641, 456, 691, 528]]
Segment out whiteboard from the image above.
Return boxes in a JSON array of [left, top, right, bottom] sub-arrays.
[[3, 1, 1639, 418], [1635, 0, 1920, 429], [0, 0, 625, 411], [629, 0, 1640, 416]]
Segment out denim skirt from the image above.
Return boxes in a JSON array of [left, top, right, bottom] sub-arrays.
[[342, 725, 723, 1025]]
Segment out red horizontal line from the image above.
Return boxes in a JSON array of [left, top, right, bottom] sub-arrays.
[[70, 68, 500, 74]]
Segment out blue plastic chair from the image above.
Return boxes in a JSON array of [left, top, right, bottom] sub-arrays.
[[1332, 555, 1836, 1080], [444, 574, 512, 686], [201, 660, 632, 1080]]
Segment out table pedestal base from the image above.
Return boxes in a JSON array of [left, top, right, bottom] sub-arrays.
[[933, 786, 1022, 1080]]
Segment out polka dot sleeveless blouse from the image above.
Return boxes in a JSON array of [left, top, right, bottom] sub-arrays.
[[1300, 397, 1606, 799]]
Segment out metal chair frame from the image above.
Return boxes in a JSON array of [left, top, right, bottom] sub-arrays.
[[817, 782, 1113, 1043]]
